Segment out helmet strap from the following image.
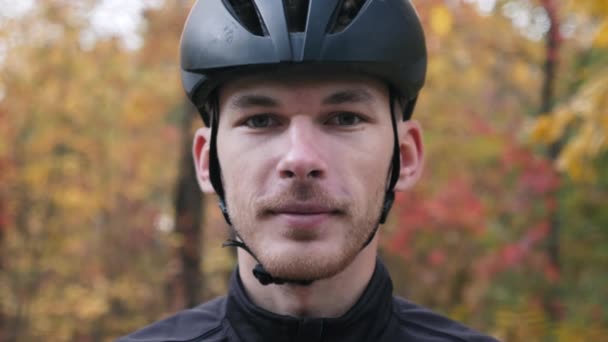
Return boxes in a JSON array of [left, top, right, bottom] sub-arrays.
[[223, 238, 314, 286], [359, 89, 403, 249], [207, 97, 232, 225]]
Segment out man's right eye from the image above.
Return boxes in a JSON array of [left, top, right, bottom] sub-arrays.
[[243, 114, 279, 128]]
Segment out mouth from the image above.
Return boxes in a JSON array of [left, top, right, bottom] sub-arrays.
[[267, 204, 342, 229], [270, 204, 340, 215]]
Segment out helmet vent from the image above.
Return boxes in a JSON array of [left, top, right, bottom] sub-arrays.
[[223, 0, 268, 36], [328, 0, 368, 33], [284, 0, 310, 32]]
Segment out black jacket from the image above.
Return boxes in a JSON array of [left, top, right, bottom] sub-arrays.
[[118, 260, 498, 341]]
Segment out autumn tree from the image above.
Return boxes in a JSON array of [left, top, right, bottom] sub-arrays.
[[0, 1, 186, 340], [384, 0, 608, 339]]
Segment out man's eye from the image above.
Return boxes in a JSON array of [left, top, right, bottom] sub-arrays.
[[244, 115, 278, 128], [327, 112, 363, 126]]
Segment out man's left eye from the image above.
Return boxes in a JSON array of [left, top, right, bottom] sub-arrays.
[[327, 112, 363, 126]]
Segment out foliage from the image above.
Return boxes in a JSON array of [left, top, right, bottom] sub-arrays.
[[0, 2, 186, 340], [383, 0, 608, 340], [528, 0, 608, 182]]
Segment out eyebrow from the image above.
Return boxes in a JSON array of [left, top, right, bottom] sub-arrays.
[[322, 89, 374, 105], [229, 88, 374, 109], [231, 94, 280, 109]]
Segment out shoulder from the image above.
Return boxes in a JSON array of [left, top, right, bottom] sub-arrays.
[[391, 296, 500, 342], [116, 296, 230, 342]]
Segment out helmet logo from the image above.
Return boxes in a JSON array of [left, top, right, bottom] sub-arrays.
[[224, 24, 235, 44]]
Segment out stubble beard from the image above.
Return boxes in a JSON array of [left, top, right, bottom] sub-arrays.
[[227, 181, 385, 282]]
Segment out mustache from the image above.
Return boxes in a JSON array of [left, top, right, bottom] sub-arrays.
[[254, 182, 349, 216]]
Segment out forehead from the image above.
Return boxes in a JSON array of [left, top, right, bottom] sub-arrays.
[[218, 70, 389, 105]]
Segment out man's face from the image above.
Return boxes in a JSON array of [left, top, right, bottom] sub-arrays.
[[215, 73, 395, 281]]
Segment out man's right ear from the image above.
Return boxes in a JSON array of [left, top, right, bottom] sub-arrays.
[[192, 127, 216, 193]]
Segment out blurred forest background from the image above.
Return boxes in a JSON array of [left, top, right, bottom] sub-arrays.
[[0, 0, 606, 341]]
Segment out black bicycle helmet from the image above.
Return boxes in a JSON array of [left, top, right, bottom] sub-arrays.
[[180, 0, 427, 125], [180, 0, 427, 286]]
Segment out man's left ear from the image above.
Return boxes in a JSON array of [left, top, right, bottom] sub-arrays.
[[394, 120, 424, 192]]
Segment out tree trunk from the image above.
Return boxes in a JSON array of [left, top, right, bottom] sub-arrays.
[[0, 111, 7, 341], [540, 0, 563, 322], [167, 100, 205, 310], [0, 197, 6, 342]]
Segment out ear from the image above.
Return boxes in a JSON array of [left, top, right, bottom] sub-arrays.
[[394, 120, 424, 192], [192, 127, 216, 193]]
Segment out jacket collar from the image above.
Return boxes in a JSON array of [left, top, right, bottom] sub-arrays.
[[226, 258, 393, 342]]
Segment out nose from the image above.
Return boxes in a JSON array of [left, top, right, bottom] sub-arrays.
[[276, 119, 327, 180]]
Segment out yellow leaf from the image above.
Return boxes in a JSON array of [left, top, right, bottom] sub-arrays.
[[552, 109, 576, 138], [431, 5, 453, 37], [529, 116, 554, 144], [557, 137, 596, 182], [594, 21, 608, 48], [513, 62, 531, 86]]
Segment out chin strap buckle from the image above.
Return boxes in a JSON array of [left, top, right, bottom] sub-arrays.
[[253, 264, 284, 285], [222, 239, 314, 287]]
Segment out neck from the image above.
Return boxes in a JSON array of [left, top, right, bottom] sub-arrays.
[[238, 238, 378, 318]]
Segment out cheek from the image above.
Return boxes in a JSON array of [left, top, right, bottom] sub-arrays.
[[217, 138, 275, 202], [334, 133, 394, 198], [219, 154, 259, 225]]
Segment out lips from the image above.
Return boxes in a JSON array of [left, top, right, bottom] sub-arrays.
[[268, 203, 340, 229], [270, 203, 339, 215]]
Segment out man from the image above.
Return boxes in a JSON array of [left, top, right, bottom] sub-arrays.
[[119, 0, 498, 341]]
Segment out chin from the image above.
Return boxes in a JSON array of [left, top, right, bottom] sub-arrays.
[[258, 241, 359, 281]]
